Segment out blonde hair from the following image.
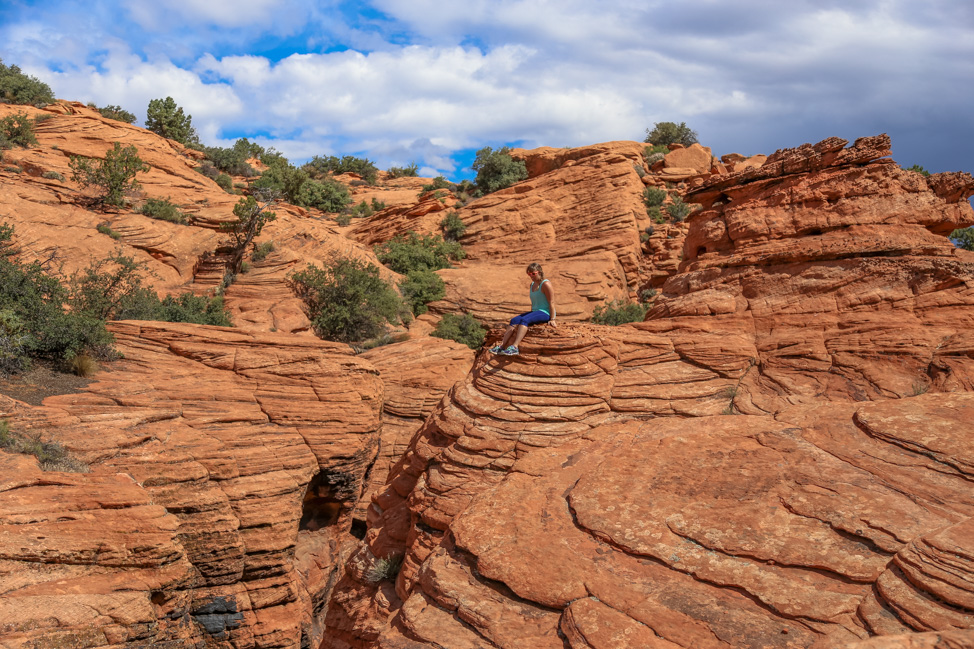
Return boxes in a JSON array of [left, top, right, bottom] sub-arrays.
[[526, 262, 544, 279]]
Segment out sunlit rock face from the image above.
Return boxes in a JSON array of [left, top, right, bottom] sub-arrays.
[[0, 322, 383, 648], [324, 135, 974, 649]]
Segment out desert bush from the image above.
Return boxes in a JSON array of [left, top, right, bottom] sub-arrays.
[[440, 211, 466, 242], [420, 176, 453, 194], [335, 213, 351, 226], [303, 155, 378, 185], [400, 269, 445, 316], [204, 139, 259, 176], [353, 332, 410, 353], [288, 256, 404, 343], [431, 313, 486, 350], [145, 96, 199, 146], [374, 231, 465, 274], [0, 59, 55, 106], [643, 187, 667, 208], [591, 299, 648, 326], [0, 420, 89, 472], [69, 353, 98, 377], [296, 177, 351, 213], [351, 200, 373, 219], [151, 294, 232, 326], [903, 164, 931, 177], [644, 121, 698, 147], [666, 196, 692, 222], [0, 309, 29, 375], [42, 170, 64, 181], [951, 227, 974, 251], [196, 161, 220, 180], [365, 554, 404, 583], [648, 206, 665, 224], [140, 197, 188, 224], [387, 163, 418, 178], [215, 173, 234, 193], [70, 142, 149, 207], [0, 112, 38, 148], [639, 288, 657, 302], [473, 146, 527, 194], [96, 222, 121, 239], [97, 105, 136, 123], [251, 241, 274, 262]]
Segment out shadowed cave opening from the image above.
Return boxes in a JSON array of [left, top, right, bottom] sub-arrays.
[[299, 471, 345, 532]]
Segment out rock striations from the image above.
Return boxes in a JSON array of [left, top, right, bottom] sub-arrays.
[[0, 322, 383, 648], [326, 136, 974, 649]]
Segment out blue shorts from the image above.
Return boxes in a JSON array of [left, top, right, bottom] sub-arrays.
[[510, 310, 550, 326]]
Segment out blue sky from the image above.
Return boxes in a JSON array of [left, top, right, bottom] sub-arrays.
[[2, 0, 973, 181]]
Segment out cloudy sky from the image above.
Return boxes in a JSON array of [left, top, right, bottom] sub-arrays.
[[2, 0, 972, 180]]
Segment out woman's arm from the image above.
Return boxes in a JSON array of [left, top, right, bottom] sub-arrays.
[[542, 281, 557, 327]]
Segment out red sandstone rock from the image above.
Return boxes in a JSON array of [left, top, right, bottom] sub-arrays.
[[0, 322, 383, 648]]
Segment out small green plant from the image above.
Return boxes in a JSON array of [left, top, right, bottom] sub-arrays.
[[473, 146, 528, 194], [420, 175, 453, 195], [911, 380, 929, 396], [97, 105, 136, 123], [140, 197, 188, 224], [639, 288, 657, 303], [4, 165, 23, 174], [387, 163, 419, 178], [666, 196, 693, 222], [365, 554, 404, 583], [903, 164, 931, 177], [431, 313, 486, 349], [351, 200, 374, 219], [251, 241, 274, 262], [0, 420, 89, 472], [353, 332, 410, 353], [42, 170, 64, 181], [648, 207, 665, 224], [374, 231, 465, 274], [633, 162, 646, 178], [288, 256, 405, 343], [0, 112, 38, 149], [370, 197, 386, 211], [440, 211, 466, 242], [591, 299, 648, 326], [69, 142, 150, 207], [335, 212, 352, 226], [96, 222, 121, 240], [203, 139, 259, 176], [0, 59, 56, 106], [400, 269, 445, 316], [303, 155, 379, 185], [222, 196, 277, 274], [215, 173, 234, 193], [643, 187, 667, 208], [644, 121, 698, 147]]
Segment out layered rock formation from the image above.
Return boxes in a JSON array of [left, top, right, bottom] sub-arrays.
[[0, 322, 383, 648], [327, 135, 974, 648]]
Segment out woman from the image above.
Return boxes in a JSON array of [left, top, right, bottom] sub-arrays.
[[489, 262, 556, 356]]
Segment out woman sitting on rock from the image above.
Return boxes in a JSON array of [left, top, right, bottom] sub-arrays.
[[489, 262, 557, 356]]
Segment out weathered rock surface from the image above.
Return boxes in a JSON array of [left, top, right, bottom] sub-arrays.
[[328, 136, 974, 648], [0, 322, 383, 648]]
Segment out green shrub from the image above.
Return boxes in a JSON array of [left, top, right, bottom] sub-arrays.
[[196, 161, 220, 180], [903, 164, 931, 177], [643, 187, 667, 208], [639, 288, 657, 302], [364, 554, 403, 583], [303, 155, 379, 185], [204, 139, 258, 176], [473, 146, 527, 194], [431, 313, 486, 349], [645, 144, 668, 156], [353, 332, 410, 352], [351, 200, 374, 219], [251, 241, 274, 262], [0, 59, 55, 106], [4, 166, 23, 174], [335, 212, 351, 226], [0, 420, 89, 472], [387, 163, 418, 178], [96, 222, 121, 239], [295, 176, 351, 212], [69, 142, 150, 207], [400, 269, 445, 315], [288, 256, 404, 343], [98, 105, 137, 123], [371, 197, 386, 211], [644, 122, 698, 147], [420, 175, 453, 194], [215, 173, 234, 193], [145, 96, 199, 146], [951, 227, 974, 251], [374, 231, 465, 274], [648, 207, 665, 224], [591, 299, 648, 326], [140, 197, 188, 224], [150, 293, 233, 326], [42, 170, 64, 181], [0, 309, 30, 375], [0, 112, 38, 148], [440, 211, 466, 242], [666, 196, 692, 222]]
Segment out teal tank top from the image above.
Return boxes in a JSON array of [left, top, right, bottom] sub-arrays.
[[530, 279, 551, 315]]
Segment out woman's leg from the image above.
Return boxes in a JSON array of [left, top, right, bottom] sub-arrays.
[[511, 324, 529, 347], [510, 311, 550, 348], [498, 325, 517, 348]]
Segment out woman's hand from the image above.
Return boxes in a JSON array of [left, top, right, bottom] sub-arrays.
[[549, 319, 558, 328]]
